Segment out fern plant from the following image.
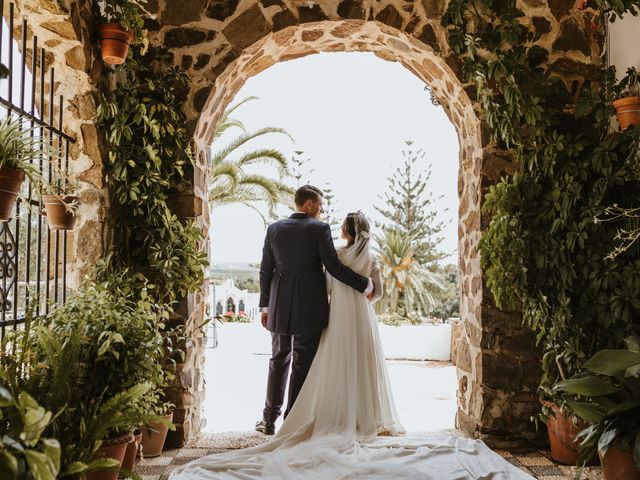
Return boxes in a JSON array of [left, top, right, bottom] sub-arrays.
[[0, 274, 172, 476]]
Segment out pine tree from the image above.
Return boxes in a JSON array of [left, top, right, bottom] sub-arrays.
[[375, 141, 449, 266], [289, 150, 315, 188], [322, 182, 341, 236]]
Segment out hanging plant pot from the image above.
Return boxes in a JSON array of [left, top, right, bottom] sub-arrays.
[[120, 429, 142, 474], [86, 432, 133, 480], [0, 167, 24, 222], [140, 411, 173, 458], [600, 444, 640, 480], [99, 23, 134, 65], [543, 402, 595, 465], [42, 195, 78, 230], [613, 96, 640, 130]]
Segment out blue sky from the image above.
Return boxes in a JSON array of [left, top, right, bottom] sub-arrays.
[[209, 51, 459, 267]]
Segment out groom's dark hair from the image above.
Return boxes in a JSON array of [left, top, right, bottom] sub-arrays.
[[294, 185, 323, 206]]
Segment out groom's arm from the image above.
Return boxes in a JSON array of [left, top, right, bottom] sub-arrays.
[[318, 224, 369, 293], [259, 225, 275, 325]]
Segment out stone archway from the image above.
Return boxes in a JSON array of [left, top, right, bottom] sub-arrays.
[[191, 19, 495, 442], [146, 11, 565, 445], [140, 0, 602, 445], [15, 0, 602, 449]]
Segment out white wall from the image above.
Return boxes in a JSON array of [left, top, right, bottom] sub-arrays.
[[609, 16, 640, 79]]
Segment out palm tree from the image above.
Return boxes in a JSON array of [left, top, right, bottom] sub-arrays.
[[209, 97, 295, 222], [374, 229, 442, 317]]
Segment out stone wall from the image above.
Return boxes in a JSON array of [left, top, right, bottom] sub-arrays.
[[22, 0, 605, 447]]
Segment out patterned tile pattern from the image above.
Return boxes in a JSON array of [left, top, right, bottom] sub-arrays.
[[133, 434, 604, 480]]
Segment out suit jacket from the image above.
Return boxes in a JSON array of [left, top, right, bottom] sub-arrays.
[[259, 212, 369, 335]]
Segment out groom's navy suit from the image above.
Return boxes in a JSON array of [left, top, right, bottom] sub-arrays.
[[259, 212, 369, 422]]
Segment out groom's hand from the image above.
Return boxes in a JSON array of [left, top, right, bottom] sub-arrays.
[[261, 312, 268, 328]]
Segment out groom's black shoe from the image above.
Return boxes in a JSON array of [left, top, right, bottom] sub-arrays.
[[255, 419, 275, 435]]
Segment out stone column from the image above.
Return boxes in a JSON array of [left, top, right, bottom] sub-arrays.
[[164, 143, 210, 447]]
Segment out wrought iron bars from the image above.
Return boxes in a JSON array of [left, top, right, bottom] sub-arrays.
[[0, 1, 75, 337]]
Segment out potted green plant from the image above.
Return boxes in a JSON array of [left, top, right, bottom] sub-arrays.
[[42, 168, 80, 230], [612, 67, 640, 130], [0, 116, 49, 222], [542, 397, 592, 465], [139, 391, 175, 458], [556, 336, 640, 479], [0, 272, 170, 479], [98, 0, 148, 65], [139, 321, 183, 458]]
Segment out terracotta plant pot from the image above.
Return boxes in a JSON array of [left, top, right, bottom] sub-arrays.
[[140, 412, 173, 458], [0, 167, 24, 222], [99, 23, 134, 65], [613, 96, 640, 130], [120, 430, 142, 475], [42, 195, 78, 230], [600, 444, 640, 480], [544, 402, 592, 465], [86, 432, 133, 480]]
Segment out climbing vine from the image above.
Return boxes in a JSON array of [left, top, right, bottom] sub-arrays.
[[441, 0, 640, 405], [97, 44, 208, 307]]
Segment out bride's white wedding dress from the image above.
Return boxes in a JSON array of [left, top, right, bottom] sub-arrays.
[[170, 225, 534, 480]]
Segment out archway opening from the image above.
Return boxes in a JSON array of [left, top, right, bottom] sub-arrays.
[[205, 36, 469, 432]]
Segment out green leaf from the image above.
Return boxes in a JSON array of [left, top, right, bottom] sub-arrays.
[[0, 385, 14, 406], [42, 439, 60, 474], [18, 393, 51, 447], [565, 400, 608, 423], [64, 461, 89, 475], [584, 350, 640, 376], [0, 450, 18, 479], [24, 450, 58, 480], [625, 336, 640, 353], [556, 376, 619, 396], [598, 427, 621, 456]]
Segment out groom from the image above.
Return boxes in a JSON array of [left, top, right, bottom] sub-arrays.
[[256, 185, 374, 435]]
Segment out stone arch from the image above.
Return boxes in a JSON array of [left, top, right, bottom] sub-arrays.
[[216, 301, 223, 315], [188, 20, 498, 444], [159, 13, 520, 444], [18, 0, 601, 448], [153, 0, 603, 442], [239, 299, 246, 313]]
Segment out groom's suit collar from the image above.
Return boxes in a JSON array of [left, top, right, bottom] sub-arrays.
[[290, 212, 310, 219]]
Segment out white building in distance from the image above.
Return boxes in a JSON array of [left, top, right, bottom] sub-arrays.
[[210, 278, 260, 321]]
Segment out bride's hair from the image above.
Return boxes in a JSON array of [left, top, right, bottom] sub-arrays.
[[344, 213, 357, 244], [343, 211, 370, 255]]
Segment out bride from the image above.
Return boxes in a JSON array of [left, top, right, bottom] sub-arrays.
[[170, 212, 533, 480]]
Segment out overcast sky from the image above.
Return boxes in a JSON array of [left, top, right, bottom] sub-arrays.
[[209, 51, 459, 267]]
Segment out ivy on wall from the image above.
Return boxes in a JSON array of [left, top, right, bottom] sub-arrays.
[[442, 0, 640, 404], [97, 45, 207, 308]]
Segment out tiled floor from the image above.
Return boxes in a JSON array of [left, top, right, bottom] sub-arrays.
[[133, 431, 604, 480]]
